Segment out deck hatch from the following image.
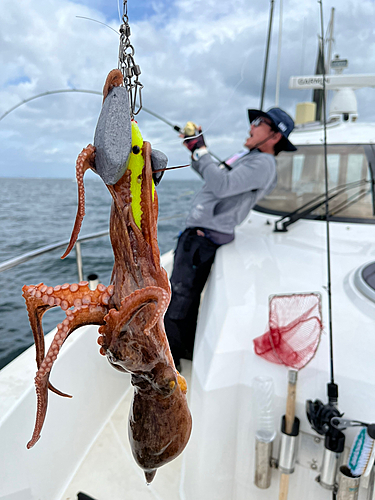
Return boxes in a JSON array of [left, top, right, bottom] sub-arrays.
[[353, 262, 375, 302], [362, 263, 375, 291]]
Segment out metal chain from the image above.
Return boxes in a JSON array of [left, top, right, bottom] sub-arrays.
[[118, 0, 143, 117]]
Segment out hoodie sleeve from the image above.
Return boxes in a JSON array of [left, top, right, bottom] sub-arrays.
[[191, 152, 276, 199]]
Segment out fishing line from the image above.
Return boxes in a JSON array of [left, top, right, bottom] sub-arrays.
[[152, 164, 190, 173], [136, 41, 255, 147], [75, 9, 259, 155], [167, 46, 254, 146], [199, 47, 254, 137], [318, 0, 336, 391], [117, 0, 122, 23], [3, 13, 268, 172], [75, 16, 119, 35]]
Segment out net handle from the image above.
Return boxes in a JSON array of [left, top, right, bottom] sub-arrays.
[[285, 369, 298, 434], [279, 369, 298, 500]]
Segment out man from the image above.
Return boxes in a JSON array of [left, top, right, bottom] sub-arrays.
[[164, 107, 297, 367]]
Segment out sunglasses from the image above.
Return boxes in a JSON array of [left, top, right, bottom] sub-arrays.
[[251, 117, 277, 131]]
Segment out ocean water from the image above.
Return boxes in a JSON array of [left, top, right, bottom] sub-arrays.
[[0, 177, 202, 369]]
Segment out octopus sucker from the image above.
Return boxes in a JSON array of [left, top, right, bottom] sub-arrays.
[[23, 69, 191, 483]]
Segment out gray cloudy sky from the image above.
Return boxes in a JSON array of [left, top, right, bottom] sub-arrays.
[[1, 0, 374, 180]]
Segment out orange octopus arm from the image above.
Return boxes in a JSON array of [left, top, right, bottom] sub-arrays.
[[102, 69, 124, 101], [26, 303, 108, 449], [61, 145, 96, 259]]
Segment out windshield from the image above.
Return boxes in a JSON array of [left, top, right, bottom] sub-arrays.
[[256, 145, 375, 222]]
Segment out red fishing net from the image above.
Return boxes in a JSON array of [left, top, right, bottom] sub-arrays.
[[253, 293, 322, 370]]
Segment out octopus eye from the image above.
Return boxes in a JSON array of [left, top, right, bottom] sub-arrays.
[[132, 145, 141, 155]]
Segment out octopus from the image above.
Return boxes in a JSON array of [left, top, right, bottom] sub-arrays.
[[22, 69, 192, 484]]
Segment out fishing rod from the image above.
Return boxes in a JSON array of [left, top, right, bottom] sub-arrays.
[[140, 111, 281, 170], [319, 2, 335, 395], [0, 89, 276, 173], [0, 88, 229, 162], [1, 87, 285, 176], [260, 0, 275, 110], [305, 3, 345, 495], [0, 89, 102, 122], [315, 0, 340, 412], [138, 108, 234, 169], [0, 90, 180, 125]]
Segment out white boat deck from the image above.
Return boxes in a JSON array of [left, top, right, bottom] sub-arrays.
[[2, 211, 375, 500], [0, 320, 190, 500], [61, 359, 192, 500]]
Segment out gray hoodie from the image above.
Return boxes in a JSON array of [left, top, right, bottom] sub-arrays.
[[185, 149, 277, 237]]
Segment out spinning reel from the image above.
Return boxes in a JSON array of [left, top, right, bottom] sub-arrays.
[[306, 384, 345, 490]]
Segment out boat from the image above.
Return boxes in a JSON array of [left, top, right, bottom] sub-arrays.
[[179, 55, 375, 498], [1, 28, 375, 500]]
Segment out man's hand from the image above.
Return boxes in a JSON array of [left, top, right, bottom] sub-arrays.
[[181, 124, 206, 153]]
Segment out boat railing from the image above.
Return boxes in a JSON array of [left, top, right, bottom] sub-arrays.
[[0, 211, 187, 281], [0, 230, 109, 281]]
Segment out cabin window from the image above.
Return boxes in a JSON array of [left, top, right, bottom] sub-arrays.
[[255, 144, 375, 223]]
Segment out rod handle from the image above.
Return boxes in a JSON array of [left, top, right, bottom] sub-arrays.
[[279, 473, 290, 500]]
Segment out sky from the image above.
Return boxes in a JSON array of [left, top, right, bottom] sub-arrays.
[[0, 0, 375, 180]]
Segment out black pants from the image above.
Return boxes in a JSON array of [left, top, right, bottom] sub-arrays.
[[164, 228, 219, 364]]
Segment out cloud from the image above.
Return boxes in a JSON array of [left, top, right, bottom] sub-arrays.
[[0, 0, 374, 179]]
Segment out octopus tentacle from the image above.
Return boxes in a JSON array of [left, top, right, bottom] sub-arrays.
[[61, 145, 96, 259], [23, 283, 54, 368], [22, 282, 114, 396], [23, 281, 115, 313], [108, 286, 169, 335], [140, 144, 170, 292], [27, 303, 108, 449], [140, 142, 158, 264], [108, 179, 143, 289], [102, 69, 123, 102], [98, 286, 170, 354], [26, 369, 49, 449], [22, 284, 69, 397]]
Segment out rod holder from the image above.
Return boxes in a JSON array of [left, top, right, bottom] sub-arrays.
[[75, 241, 84, 282], [87, 273, 99, 290], [367, 465, 375, 500], [337, 466, 360, 500], [254, 438, 273, 489], [319, 447, 341, 490], [318, 430, 346, 490], [278, 416, 300, 474]]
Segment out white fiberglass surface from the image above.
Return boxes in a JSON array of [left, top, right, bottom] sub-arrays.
[[181, 211, 375, 500], [290, 121, 375, 145], [60, 358, 192, 500], [0, 325, 129, 500], [2, 216, 375, 500]]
